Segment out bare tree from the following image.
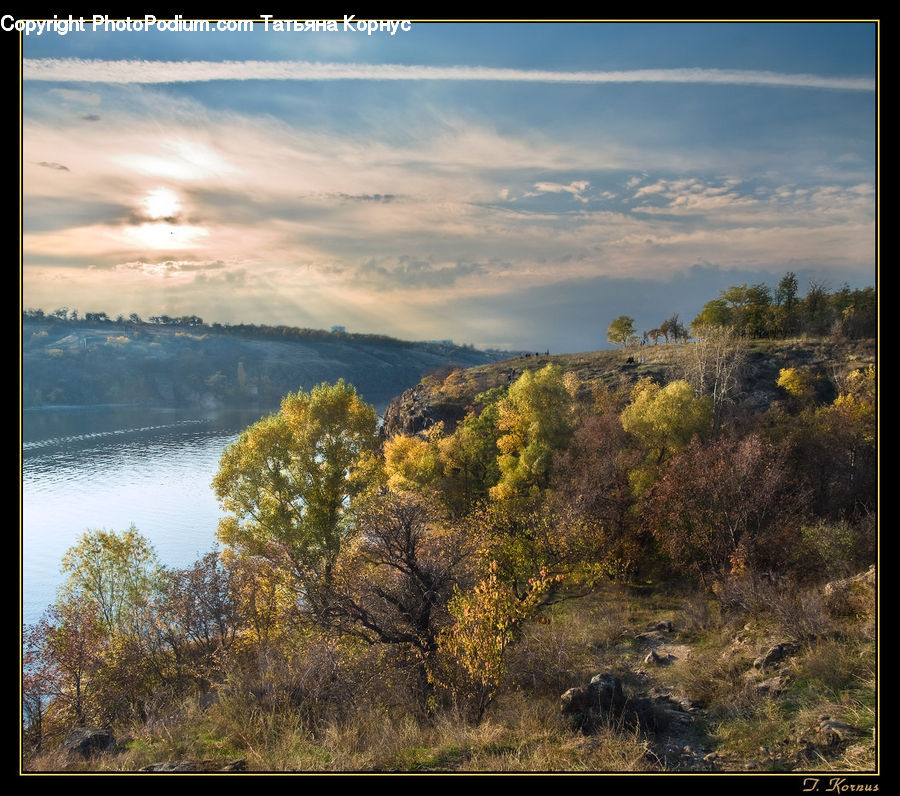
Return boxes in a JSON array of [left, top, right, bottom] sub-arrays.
[[684, 324, 748, 426]]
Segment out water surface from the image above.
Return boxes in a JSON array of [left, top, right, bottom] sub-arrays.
[[22, 406, 273, 627]]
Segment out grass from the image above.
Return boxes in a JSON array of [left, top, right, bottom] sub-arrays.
[[23, 571, 876, 774]]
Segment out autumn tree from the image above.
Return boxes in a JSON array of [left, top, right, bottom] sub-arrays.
[[305, 493, 463, 710], [684, 324, 747, 427], [155, 551, 240, 684], [60, 526, 163, 636], [25, 594, 107, 730], [435, 562, 556, 722], [792, 365, 876, 520], [550, 409, 638, 577], [383, 429, 443, 496], [607, 316, 636, 348], [642, 435, 801, 585], [620, 378, 712, 496], [213, 380, 381, 596], [490, 365, 574, 501], [776, 366, 819, 408]]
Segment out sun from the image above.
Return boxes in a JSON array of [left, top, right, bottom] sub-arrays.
[[143, 187, 180, 220]]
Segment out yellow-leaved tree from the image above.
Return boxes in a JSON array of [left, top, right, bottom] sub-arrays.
[[213, 380, 381, 597], [490, 365, 574, 502], [435, 561, 558, 722], [620, 378, 712, 496]]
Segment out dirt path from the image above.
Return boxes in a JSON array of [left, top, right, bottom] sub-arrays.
[[631, 626, 718, 771]]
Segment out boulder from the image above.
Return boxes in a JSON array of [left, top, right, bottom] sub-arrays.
[[561, 673, 659, 733], [62, 728, 115, 759], [816, 718, 867, 747], [753, 641, 800, 670], [823, 565, 876, 616]]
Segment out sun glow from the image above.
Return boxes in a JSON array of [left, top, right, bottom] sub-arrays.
[[143, 187, 180, 219], [124, 222, 208, 250]]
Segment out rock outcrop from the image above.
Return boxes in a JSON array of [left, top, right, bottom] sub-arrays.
[[62, 728, 115, 759]]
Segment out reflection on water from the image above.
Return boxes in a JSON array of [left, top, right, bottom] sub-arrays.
[[21, 406, 274, 627]]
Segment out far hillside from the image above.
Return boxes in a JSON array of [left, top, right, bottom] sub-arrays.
[[22, 313, 513, 411]]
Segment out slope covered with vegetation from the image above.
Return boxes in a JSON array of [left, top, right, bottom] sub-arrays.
[[23, 316, 877, 773], [22, 312, 510, 411]]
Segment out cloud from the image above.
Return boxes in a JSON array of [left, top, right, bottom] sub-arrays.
[[526, 180, 591, 202], [355, 256, 504, 289], [48, 88, 101, 105], [23, 59, 875, 92], [21, 79, 874, 347], [36, 161, 70, 171]]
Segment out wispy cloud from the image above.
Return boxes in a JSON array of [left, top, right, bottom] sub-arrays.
[[23, 59, 875, 91], [526, 181, 591, 203]]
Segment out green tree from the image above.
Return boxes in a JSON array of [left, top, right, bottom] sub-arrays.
[[490, 365, 574, 501], [60, 526, 162, 634], [773, 271, 799, 337], [620, 378, 712, 496], [213, 380, 380, 593], [607, 316, 636, 348], [692, 297, 732, 329], [435, 389, 503, 515]]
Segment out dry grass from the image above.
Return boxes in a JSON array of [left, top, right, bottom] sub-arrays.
[[23, 570, 876, 774]]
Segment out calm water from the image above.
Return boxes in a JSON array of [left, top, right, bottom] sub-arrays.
[[21, 406, 276, 627]]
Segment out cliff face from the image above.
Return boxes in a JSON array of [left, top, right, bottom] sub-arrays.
[[380, 359, 524, 438], [381, 385, 469, 438]]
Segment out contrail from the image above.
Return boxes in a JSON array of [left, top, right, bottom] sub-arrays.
[[22, 59, 874, 91]]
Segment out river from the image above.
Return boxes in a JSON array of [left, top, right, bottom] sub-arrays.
[[21, 405, 282, 627]]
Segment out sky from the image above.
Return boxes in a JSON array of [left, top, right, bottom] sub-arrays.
[[18, 19, 877, 352]]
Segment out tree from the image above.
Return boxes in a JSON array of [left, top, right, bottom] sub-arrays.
[[620, 378, 712, 496], [435, 389, 503, 515], [776, 366, 817, 407], [607, 316, 636, 348], [436, 561, 555, 723], [60, 526, 162, 635], [642, 435, 799, 585], [684, 324, 747, 427], [773, 271, 799, 337], [213, 380, 380, 594], [794, 365, 876, 520], [25, 594, 107, 729], [490, 365, 574, 501], [156, 551, 240, 676], [692, 298, 731, 329], [305, 493, 462, 711], [383, 431, 443, 495]]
